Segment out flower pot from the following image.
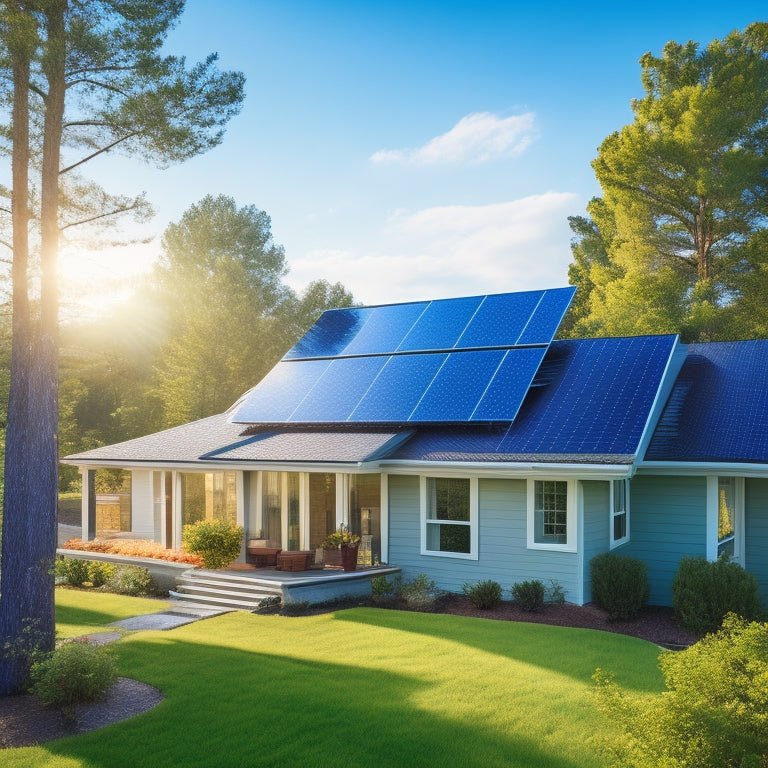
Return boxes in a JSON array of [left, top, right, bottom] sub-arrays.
[[340, 545, 359, 572]]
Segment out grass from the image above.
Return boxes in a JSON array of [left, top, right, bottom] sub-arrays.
[[3, 591, 667, 768], [54, 589, 170, 639]]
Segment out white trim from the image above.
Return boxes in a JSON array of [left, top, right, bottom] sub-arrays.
[[300, 473, 310, 549], [80, 467, 91, 539], [526, 478, 577, 552], [172, 471, 182, 550], [609, 479, 630, 549], [380, 473, 389, 564], [576, 481, 584, 605], [707, 475, 745, 563], [419, 475, 479, 560], [382, 460, 631, 479], [638, 462, 768, 478], [336, 473, 348, 528]]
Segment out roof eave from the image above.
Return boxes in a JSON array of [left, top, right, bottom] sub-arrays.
[[637, 460, 768, 477], [379, 458, 632, 478]]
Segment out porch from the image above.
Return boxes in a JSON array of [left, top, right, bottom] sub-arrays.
[[170, 564, 402, 610]]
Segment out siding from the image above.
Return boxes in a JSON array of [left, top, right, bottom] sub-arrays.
[[746, 478, 768, 607], [387, 475, 581, 602], [130, 470, 154, 538], [581, 480, 610, 604], [622, 474, 707, 606]]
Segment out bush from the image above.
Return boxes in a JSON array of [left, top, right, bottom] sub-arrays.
[[672, 555, 763, 636], [590, 553, 649, 620], [370, 574, 402, 601], [545, 579, 566, 605], [87, 560, 116, 588], [592, 614, 768, 767], [55, 557, 91, 587], [30, 641, 117, 708], [106, 565, 153, 596], [511, 579, 545, 611], [402, 574, 438, 610], [182, 519, 244, 569], [463, 579, 502, 609]]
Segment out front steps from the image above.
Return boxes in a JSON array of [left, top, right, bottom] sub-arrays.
[[170, 570, 281, 611]]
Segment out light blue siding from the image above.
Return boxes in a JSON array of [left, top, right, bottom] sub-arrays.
[[622, 474, 707, 606], [582, 480, 610, 604], [387, 475, 581, 602], [746, 478, 768, 607]]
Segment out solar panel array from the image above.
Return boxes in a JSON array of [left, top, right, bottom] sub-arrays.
[[230, 287, 576, 425]]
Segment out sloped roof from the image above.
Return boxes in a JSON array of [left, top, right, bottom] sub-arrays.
[[645, 340, 768, 463], [388, 335, 678, 463]]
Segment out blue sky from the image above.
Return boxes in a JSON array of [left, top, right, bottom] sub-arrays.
[[68, 1, 767, 308]]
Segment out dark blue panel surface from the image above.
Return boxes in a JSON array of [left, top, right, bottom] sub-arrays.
[[497, 335, 677, 455], [410, 350, 505, 422], [516, 287, 577, 345], [230, 359, 331, 422], [341, 301, 429, 356], [456, 291, 544, 349], [397, 295, 484, 352], [646, 340, 768, 462], [471, 347, 547, 421], [351, 353, 447, 422], [289, 356, 387, 422], [284, 307, 372, 359]]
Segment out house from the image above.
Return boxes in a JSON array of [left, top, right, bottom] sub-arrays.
[[62, 287, 768, 607]]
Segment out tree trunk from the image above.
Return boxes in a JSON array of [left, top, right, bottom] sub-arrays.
[[0, 3, 38, 694]]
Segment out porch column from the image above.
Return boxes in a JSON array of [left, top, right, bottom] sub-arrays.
[[81, 468, 96, 541]]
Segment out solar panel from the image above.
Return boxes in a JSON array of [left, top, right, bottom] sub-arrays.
[[230, 287, 577, 425]]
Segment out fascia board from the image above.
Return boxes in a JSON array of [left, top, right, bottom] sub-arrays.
[[378, 459, 631, 479], [637, 461, 768, 478]]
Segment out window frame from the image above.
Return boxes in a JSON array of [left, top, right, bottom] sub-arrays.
[[707, 475, 745, 563], [610, 478, 630, 549], [419, 475, 478, 560], [526, 478, 577, 552]]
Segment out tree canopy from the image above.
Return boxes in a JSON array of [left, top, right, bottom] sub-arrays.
[[566, 23, 768, 341]]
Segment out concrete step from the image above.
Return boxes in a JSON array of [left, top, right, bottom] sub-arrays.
[[169, 589, 266, 610], [171, 571, 283, 611]]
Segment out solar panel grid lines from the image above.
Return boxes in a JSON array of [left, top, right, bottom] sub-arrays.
[[230, 287, 578, 425]]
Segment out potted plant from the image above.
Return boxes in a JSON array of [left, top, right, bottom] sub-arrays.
[[322, 525, 361, 571]]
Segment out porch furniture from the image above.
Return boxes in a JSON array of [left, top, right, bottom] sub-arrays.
[[246, 546, 282, 567], [276, 551, 314, 571]]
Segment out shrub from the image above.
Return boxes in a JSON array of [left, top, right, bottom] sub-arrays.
[[55, 557, 91, 587], [463, 579, 502, 609], [370, 574, 402, 601], [545, 579, 566, 605], [106, 565, 153, 596], [63, 538, 202, 565], [511, 579, 545, 611], [182, 519, 244, 569], [30, 641, 117, 708], [592, 614, 768, 767], [87, 560, 116, 588], [590, 553, 649, 620], [672, 555, 763, 636], [402, 574, 438, 610]]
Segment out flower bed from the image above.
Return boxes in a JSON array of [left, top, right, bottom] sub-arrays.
[[62, 538, 202, 566]]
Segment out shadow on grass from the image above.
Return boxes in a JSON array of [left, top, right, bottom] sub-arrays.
[[27, 635, 599, 768], [331, 607, 664, 693]]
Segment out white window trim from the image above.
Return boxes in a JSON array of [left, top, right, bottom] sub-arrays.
[[706, 475, 745, 563], [610, 478, 630, 549], [526, 478, 577, 552], [419, 475, 478, 560]]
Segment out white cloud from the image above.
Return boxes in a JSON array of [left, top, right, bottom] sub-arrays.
[[370, 112, 537, 166], [285, 192, 580, 305]]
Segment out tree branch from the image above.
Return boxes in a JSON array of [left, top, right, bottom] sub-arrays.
[[59, 131, 139, 174], [58, 201, 144, 231], [64, 77, 129, 97]]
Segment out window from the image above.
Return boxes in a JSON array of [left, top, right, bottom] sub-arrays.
[[421, 476, 478, 559], [181, 471, 237, 526], [717, 477, 736, 558], [611, 479, 629, 548], [527, 479, 576, 551]]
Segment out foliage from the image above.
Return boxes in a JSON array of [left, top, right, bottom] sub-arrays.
[[182, 519, 244, 569], [257, 596, 282, 612], [54, 557, 91, 587], [322, 524, 361, 549], [593, 614, 768, 767], [566, 23, 768, 342], [462, 579, 503, 609], [105, 565, 154, 596], [401, 574, 438, 610], [672, 555, 763, 636], [85, 561, 117, 588], [511, 580, 545, 612], [30, 640, 116, 709], [545, 580, 566, 605], [62, 538, 202, 565], [590, 553, 649, 620], [370, 574, 403, 602]]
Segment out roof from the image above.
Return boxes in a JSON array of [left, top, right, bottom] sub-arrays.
[[388, 335, 678, 463], [645, 340, 768, 464]]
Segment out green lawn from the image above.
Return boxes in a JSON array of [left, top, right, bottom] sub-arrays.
[[4, 590, 666, 768]]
